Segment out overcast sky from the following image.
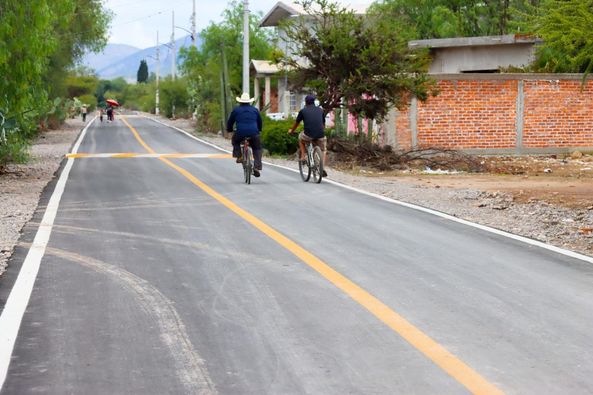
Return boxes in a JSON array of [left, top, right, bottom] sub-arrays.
[[105, 0, 374, 49]]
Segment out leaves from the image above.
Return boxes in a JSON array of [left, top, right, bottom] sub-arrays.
[[137, 60, 149, 83], [523, 0, 593, 74], [179, 0, 275, 132], [370, 0, 538, 39], [277, 0, 434, 122], [0, 0, 111, 166]]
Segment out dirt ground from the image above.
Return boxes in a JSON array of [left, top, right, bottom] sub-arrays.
[[334, 152, 593, 210]]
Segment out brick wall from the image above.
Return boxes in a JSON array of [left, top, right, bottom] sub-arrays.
[[523, 80, 593, 148], [391, 74, 593, 154]]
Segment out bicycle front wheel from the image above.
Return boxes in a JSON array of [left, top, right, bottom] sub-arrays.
[[312, 146, 323, 184], [243, 146, 253, 184], [299, 153, 311, 182]]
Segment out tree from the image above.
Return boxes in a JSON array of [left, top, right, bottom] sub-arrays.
[[276, 0, 434, 123], [370, 0, 540, 39], [45, 0, 112, 99], [0, 0, 111, 167], [520, 0, 593, 75], [179, 0, 275, 130], [137, 60, 149, 83]]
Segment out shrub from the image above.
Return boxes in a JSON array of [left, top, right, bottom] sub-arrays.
[[160, 78, 190, 118], [78, 94, 96, 111], [0, 129, 29, 169], [195, 101, 223, 133], [261, 117, 298, 155]]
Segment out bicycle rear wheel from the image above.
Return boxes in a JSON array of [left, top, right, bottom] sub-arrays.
[[299, 151, 311, 182], [312, 146, 323, 183], [243, 146, 253, 184]]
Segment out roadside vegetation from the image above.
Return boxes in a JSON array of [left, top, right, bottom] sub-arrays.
[[0, 0, 111, 170]]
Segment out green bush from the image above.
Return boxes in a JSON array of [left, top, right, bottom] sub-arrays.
[[122, 83, 155, 111], [0, 129, 29, 169], [160, 78, 190, 118], [261, 117, 298, 155], [78, 94, 96, 111]]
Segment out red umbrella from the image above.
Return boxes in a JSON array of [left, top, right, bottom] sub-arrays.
[[105, 99, 120, 107]]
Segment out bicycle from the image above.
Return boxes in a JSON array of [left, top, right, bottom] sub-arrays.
[[299, 140, 324, 184], [240, 137, 254, 184]]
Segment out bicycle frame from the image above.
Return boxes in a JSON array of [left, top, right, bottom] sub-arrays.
[[240, 138, 254, 184]]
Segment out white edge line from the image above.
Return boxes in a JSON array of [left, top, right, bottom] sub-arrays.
[[0, 117, 96, 389], [146, 115, 593, 265]]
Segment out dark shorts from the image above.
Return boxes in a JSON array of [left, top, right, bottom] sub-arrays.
[[299, 132, 326, 151]]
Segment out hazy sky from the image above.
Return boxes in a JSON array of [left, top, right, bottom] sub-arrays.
[[105, 0, 374, 49]]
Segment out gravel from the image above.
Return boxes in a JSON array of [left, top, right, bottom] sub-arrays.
[[0, 118, 84, 276], [1, 115, 591, 277]]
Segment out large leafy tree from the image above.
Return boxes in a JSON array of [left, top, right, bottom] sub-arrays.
[[45, 0, 112, 99], [179, 0, 275, 131], [276, 0, 434, 122], [370, 0, 540, 39], [521, 0, 593, 74], [0, 0, 110, 167], [0, 0, 56, 128]]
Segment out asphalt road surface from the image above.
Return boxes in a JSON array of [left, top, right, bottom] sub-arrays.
[[1, 116, 593, 394]]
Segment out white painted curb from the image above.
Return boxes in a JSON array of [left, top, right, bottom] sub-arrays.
[[146, 115, 593, 265], [0, 117, 95, 389]]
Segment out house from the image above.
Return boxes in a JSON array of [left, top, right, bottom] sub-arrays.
[[256, 1, 369, 117], [408, 34, 541, 74]]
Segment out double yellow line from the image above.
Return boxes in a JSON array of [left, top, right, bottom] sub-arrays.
[[121, 117, 504, 395]]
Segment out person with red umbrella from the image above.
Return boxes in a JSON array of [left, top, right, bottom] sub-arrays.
[[105, 99, 119, 122]]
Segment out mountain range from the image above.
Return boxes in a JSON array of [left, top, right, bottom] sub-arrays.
[[83, 35, 201, 81]]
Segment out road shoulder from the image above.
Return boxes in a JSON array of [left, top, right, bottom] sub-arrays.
[[0, 119, 85, 276]]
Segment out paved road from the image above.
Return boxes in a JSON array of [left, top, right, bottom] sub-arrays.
[[1, 116, 593, 394]]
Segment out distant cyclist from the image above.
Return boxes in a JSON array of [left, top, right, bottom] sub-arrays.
[[288, 94, 327, 177], [227, 93, 263, 177]]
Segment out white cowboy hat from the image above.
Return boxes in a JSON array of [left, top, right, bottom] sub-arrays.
[[236, 92, 255, 103]]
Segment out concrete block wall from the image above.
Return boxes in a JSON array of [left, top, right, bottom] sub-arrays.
[[389, 74, 593, 154]]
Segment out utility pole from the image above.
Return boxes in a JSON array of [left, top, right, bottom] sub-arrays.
[[242, 0, 249, 95], [155, 31, 160, 115], [191, 0, 197, 47], [171, 10, 176, 80]]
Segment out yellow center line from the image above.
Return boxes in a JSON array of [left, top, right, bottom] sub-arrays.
[[121, 116, 504, 395]]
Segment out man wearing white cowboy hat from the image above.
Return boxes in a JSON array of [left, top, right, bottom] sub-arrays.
[[227, 92, 264, 177]]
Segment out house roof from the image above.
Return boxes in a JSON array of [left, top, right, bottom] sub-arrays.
[[408, 34, 541, 49], [251, 60, 281, 75], [259, 2, 304, 27], [259, 1, 369, 27]]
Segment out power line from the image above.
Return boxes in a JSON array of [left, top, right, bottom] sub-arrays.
[[112, 10, 166, 27]]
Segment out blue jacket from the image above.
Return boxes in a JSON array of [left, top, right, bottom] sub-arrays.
[[226, 104, 262, 137]]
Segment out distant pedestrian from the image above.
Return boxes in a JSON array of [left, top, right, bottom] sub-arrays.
[[106, 106, 114, 122], [81, 105, 88, 122], [98, 108, 104, 122]]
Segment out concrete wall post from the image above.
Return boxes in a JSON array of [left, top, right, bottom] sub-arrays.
[[515, 80, 524, 154], [410, 97, 418, 149], [254, 77, 260, 110]]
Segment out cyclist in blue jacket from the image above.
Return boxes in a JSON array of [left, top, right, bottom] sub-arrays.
[[227, 93, 263, 177]]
